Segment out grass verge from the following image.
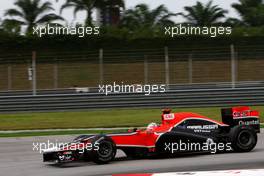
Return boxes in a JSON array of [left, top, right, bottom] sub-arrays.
[[0, 107, 226, 130], [0, 129, 126, 138], [0, 106, 263, 133]]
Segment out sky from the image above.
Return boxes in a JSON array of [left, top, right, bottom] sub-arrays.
[[0, 0, 240, 24]]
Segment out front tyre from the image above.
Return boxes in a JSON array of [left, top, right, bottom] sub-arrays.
[[91, 136, 116, 164], [230, 126, 257, 152]]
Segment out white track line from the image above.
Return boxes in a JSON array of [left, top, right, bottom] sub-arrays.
[[151, 169, 264, 176]]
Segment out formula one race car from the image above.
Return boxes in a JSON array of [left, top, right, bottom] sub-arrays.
[[43, 106, 260, 164]]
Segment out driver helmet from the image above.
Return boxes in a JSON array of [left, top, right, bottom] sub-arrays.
[[147, 122, 158, 130]]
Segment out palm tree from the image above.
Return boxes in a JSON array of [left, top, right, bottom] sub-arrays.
[[60, 0, 95, 25], [121, 4, 176, 30], [95, 0, 125, 25], [181, 1, 227, 26], [231, 0, 264, 26], [60, 0, 125, 25], [4, 0, 64, 34], [1, 19, 21, 34]]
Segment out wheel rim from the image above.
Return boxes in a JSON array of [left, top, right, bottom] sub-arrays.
[[238, 131, 252, 147], [98, 142, 112, 157]]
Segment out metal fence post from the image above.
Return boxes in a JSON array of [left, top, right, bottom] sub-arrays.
[[7, 65, 12, 91], [188, 54, 193, 84], [231, 44, 236, 89], [32, 51, 37, 95], [99, 49, 104, 85], [165, 47, 170, 86], [144, 55, 148, 84]]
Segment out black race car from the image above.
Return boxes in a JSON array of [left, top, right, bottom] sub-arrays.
[[43, 106, 260, 164]]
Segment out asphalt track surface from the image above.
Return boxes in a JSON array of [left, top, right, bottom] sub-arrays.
[[1, 132, 264, 176]]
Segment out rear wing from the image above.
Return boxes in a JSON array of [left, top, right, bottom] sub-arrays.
[[221, 106, 260, 133]]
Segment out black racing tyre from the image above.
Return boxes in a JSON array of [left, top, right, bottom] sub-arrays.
[[230, 126, 257, 152], [90, 136, 116, 164]]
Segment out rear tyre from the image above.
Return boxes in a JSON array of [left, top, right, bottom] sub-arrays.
[[90, 136, 116, 164], [230, 126, 257, 152]]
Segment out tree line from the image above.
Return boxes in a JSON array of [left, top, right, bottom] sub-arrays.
[[0, 0, 264, 37]]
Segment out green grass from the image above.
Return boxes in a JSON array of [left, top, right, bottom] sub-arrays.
[[0, 106, 263, 131], [0, 129, 126, 138]]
